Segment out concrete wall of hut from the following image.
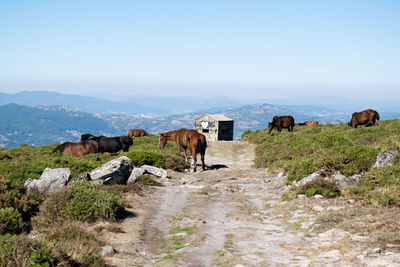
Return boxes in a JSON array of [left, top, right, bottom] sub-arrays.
[[193, 117, 218, 141]]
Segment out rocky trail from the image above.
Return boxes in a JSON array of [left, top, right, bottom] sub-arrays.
[[101, 142, 400, 267]]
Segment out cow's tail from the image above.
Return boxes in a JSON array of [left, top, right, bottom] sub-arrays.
[[375, 111, 380, 120]]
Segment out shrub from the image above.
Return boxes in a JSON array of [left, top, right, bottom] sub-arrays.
[[0, 234, 32, 266], [30, 241, 57, 267], [125, 150, 166, 168], [46, 222, 104, 266], [296, 178, 340, 198], [135, 175, 163, 186], [62, 181, 125, 222], [0, 207, 23, 234]]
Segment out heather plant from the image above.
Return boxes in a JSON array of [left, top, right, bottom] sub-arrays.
[[242, 119, 400, 206]]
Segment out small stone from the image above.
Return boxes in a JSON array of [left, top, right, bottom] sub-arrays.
[[277, 172, 285, 178], [312, 205, 324, 212], [101, 246, 115, 256], [297, 194, 306, 199], [348, 199, 355, 204], [314, 194, 324, 199], [373, 247, 381, 253]]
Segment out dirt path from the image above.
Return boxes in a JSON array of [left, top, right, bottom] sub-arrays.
[[103, 141, 400, 267]]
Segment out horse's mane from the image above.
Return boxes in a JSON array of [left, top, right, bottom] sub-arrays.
[[161, 128, 186, 137]]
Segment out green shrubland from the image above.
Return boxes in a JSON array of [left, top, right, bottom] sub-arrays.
[[242, 119, 400, 204], [0, 134, 186, 266]]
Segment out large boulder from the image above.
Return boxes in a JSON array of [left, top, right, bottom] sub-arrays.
[[24, 167, 71, 194], [90, 156, 133, 185], [374, 150, 398, 168], [127, 167, 145, 184], [141, 165, 168, 179]]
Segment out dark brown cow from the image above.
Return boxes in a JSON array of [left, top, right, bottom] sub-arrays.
[[349, 109, 380, 128], [128, 129, 149, 137], [267, 116, 295, 134], [52, 140, 99, 157]]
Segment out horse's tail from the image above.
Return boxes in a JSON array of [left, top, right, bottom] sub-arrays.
[[197, 136, 207, 155], [52, 143, 66, 153], [375, 110, 380, 120]]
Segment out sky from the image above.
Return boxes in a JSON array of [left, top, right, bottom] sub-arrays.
[[0, 0, 399, 99]]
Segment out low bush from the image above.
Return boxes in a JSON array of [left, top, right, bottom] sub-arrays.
[[0, 234, 66, 267], [296, 178, 341, 198], [62, 181, 125, 223], [125, 150, 166, 168], [135, 175, 163, 186], [0, 207, 23, 235]]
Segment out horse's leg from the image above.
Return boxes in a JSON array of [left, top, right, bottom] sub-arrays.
[[192, 151, 197, 172], [201, 152, 205, 171], [183, 147, 189, 164]]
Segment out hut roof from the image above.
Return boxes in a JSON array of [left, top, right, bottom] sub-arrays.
[[195, 114, 233, 121]]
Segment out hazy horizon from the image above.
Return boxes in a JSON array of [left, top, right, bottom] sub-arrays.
[[1, 1, 399, 99]]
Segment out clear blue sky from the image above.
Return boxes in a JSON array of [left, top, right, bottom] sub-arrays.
[[0, 0, 399, 99]]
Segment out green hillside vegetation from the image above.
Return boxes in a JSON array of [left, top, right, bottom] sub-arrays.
[[0, 135, 186, 265], [242, 119, 400, 204]]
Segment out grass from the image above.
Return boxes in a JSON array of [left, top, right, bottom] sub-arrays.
[[0, 135, 185, 186], [0, 135, 187, 266], [242, 120, 400, 206]]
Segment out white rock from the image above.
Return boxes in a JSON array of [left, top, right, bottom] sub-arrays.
[[90, 156, 133, 185], [25, 167, 70, 194], [374, 150, 398, 168], [101, 246, 115, 256], [297, 194, 307, 199], [312, 205, 324, 212], [314, 194, 324, 199], [127, 167, 145, 184], [141, 165, 168, 179]]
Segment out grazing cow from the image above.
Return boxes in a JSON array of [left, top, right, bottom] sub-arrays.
[[52, 140, 99, 157], [81, 134, 133, 153], [158, 128, 207, 172], [349, 109, 380, 128], [267, 115, 295, 134], [128, 129, 150, 137]]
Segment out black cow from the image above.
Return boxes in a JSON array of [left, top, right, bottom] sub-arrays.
[[81, 134, 133, 153]]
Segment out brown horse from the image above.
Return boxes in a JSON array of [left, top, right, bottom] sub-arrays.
[[267, 115, 295, 134], [349, 109, 380, 128], [158, 128, 207, 172], [297, 120, 318, 126], [128, 129, 149, 137], [52, 140, 99, 157]]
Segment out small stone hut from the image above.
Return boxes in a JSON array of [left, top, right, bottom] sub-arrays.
[[193, 114, 234, 141]]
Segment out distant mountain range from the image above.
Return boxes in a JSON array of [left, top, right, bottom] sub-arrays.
[[0, 90, 399, 147], [3, 90, 400, 117]]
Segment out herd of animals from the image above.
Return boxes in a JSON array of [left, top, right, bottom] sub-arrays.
[[52, 108, 380, 172]]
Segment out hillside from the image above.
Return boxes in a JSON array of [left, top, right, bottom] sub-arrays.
[[2, 101, 398, 148], [0, 104, 117, 147], [242, 120, 400, 204], [0, 91, 168, 116], [105, 103, 322, 140]]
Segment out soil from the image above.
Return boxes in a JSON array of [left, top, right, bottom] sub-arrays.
[[100, 141, 400, 266]]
